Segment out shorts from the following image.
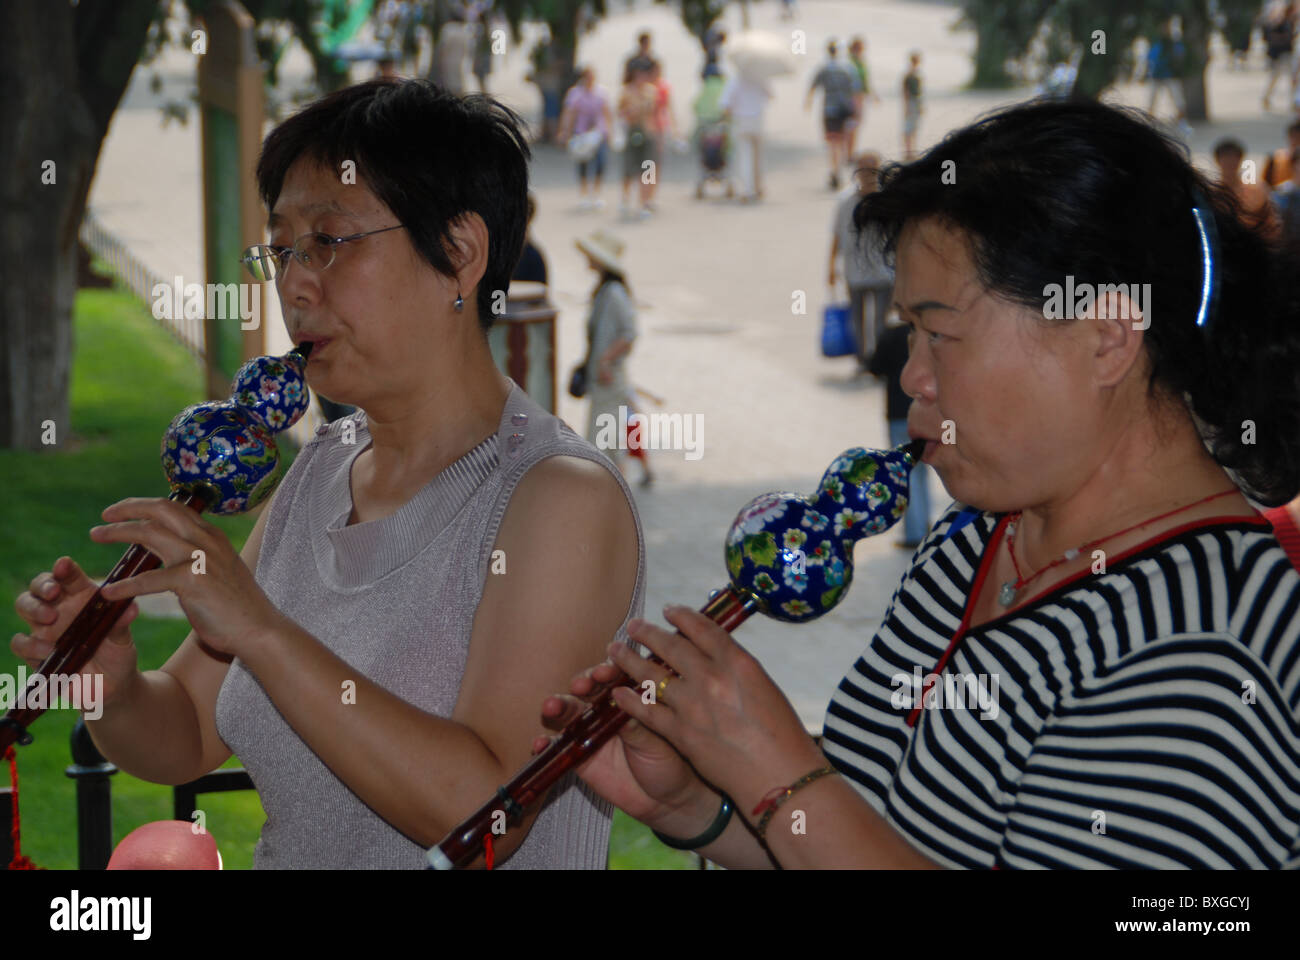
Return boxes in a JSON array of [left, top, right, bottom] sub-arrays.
[[577, 139, 608, 180], [623, 127, 657, 180], [823, 105, 853, 136], [903, 101, 921, 136]]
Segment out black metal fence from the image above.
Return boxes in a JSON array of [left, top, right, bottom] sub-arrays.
[[66, 717, 253, 869]]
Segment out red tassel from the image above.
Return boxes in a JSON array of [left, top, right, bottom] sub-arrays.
[[483, 834, 494, 870], [4, 746, 37, 870]]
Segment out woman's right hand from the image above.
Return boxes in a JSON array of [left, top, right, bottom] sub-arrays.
[[11, 556, 142, 711], [533, 657, 714, 832]]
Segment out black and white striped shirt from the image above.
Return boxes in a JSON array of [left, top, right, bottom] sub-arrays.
[[822, 502, 1300, 869]]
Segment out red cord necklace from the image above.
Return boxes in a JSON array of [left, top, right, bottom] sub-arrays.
[[999, 488, 1240, 607]]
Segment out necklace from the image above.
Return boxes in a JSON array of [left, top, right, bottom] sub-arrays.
[[997, 488, 1240, 608]]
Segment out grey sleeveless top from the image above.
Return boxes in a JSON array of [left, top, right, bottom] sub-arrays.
[[215, 381, 647, 868]]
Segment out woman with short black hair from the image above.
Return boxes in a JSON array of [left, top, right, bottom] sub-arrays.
[[14, 79, 645, 869], [542, 98, 1300, 869]]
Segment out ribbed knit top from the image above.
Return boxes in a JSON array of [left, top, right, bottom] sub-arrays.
[[215, 381, 646, 868]]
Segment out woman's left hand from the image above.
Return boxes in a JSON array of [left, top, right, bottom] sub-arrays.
[[90, 497, 286, 660], [608, 605, 827, 818]]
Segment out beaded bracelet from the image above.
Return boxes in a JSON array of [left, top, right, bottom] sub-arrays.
[[752, 766, 836, 842], [652, 794, 734, 851]]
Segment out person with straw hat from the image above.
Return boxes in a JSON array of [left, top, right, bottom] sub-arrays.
[[575, 231, 639, 465]]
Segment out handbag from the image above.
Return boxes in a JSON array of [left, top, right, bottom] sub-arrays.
[[567, 129, 603, 162], [570, 322, 593, 398], [568, 364, 589, 398], [820, 288, 857, 358]]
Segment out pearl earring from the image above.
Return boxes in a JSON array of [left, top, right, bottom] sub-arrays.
[[454, 291, 464, 312]]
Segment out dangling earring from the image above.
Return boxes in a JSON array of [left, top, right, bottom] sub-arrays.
[[454, 290, 464, 312]]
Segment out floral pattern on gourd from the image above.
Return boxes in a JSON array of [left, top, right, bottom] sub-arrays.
[[723, 443, 918, 624], [159, 350, 309, 516]]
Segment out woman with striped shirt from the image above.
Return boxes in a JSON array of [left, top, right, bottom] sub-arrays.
[[539, 99, 1300, 869]]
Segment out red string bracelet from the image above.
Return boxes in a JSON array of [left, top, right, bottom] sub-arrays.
[[751, 766, 836, 841]]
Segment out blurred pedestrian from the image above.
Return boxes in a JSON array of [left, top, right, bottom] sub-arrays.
[[869, 320, 932, 548], [1214, 138, 1279, 238], [647, 61, 681, 212], [720, 71, 772, 202], [693, 72, 731, 198], [576, 231, 639, 468], [1264, 120, 1300, 187], [623, 389, 655, 487], [846, 37, 879, 158], [806, 40, 862, 189], [559, 67, 614, 210], [829, 153, 893, 366], [434, 10, 470, 94], [512, 193, 548, 285], [626, 32, 657, 78], [527, 35, 566, 143], [1224, 4, 1255, 69], [702, 22, 726, 79], [1261, 1, 1297, 110], [618, 62, 659, 218], [902, 51, 923, 160], [469, 2, 494, 93], [1144, 21, 1187, 128]]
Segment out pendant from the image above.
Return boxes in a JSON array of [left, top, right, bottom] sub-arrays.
[[998, 582, 1017, 607]]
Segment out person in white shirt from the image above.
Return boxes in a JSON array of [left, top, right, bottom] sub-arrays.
[[719, 73, 772, 202]]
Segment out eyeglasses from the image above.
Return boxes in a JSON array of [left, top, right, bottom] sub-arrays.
[[240, 224, 405, 281]]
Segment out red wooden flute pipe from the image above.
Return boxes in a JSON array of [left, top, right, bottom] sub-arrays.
[[0, 346, 312, 752], [429, 587, 758, 870], [429, 439, 924, 869], [0, 491, 212, 751]]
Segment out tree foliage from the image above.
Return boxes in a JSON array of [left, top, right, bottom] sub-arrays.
[[959, 0, 1247, 118]]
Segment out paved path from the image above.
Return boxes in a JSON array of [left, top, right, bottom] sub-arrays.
[[88, 0, 1300, 728]]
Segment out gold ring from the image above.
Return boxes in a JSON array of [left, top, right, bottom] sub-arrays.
[[656, 675, 672, 704]]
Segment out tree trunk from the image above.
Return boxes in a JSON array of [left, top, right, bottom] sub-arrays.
[[0, 0, 158, 451], [1072, 42, 1124, 99], [969, 14, 1015, 88]]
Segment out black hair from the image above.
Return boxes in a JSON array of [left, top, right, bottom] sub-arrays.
[[855, 97, 1300, 506], [1288, 119, 1300, 137], [1213, 137, 1246, 159], [256, 78, 531, 332]]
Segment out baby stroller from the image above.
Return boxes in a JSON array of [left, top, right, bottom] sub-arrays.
[[692, 75, 733, 199], [695, 119, 733, 199]]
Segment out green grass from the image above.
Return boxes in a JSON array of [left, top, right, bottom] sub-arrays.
[[609, 810, 699, 870], [1, 285, 276, 869], [1, 284, 692, 870]]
